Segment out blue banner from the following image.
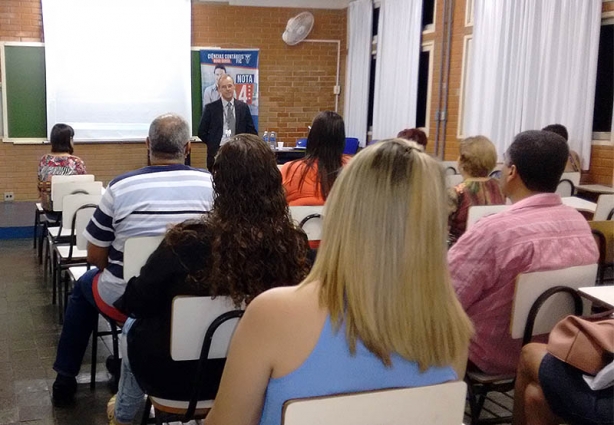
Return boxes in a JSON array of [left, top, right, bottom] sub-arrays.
[[200, 49, 259, 131]]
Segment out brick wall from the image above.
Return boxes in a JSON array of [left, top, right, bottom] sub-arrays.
[[0, 2, 345, 201], [1, 1, 611, 200]]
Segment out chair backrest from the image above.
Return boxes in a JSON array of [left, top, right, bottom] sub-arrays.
[[50, 174, 95, 197], [590, 221, 614, 267], [53, 181, 103, 211], [289, 205, 324, 241], [445, 173, 464, 188], [123, 235, 165, 280], [171, 296, 243, 361], [560, 172, 580, 187], [75, 205, 97, 250], [343, 137, 359, 155], [296, 138, 307, 148], [594, 194, 614, 221], [440, 161, 458, 175], [510, 264, 598, 339], [555, 179, 574, 197], [466, 205, 509, 229], [61, 193, 102, 232], [282, 382, 467, 425]]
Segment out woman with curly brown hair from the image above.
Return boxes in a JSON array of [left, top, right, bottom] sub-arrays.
[[106, 134, 310, 425]]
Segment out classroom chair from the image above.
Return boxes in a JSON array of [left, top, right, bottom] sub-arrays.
[[465, 263, 598, 424], [283, 382, 467, 425], [141, 296, 243, 424]]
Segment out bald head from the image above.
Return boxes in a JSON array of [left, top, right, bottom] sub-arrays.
[[148, 113, 190, 161]]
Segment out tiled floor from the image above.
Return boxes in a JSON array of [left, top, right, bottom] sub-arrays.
[[0, 238, 113, 425], [1, 237, 514, 424]]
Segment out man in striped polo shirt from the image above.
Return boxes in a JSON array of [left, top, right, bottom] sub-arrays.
[[52, 113, 214, 406]]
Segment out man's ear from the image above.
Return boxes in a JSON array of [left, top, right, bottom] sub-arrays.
[[145, 137, 151, 150], [184, 140, 192, 157], [509, 164, 517, 176], [506, 164, 519, 184]]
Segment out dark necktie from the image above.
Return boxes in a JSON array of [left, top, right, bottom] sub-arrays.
[[226, 102, 235, 136]]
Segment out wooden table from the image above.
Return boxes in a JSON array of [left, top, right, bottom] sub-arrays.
[[578, 286, 614, 309], [561, 197, 597, 214]]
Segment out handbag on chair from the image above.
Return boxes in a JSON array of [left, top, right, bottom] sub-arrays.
[[547, 313, 614, 375]]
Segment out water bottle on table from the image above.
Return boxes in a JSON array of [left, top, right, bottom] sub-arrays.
[[263, 131, 270, 148], [270, 131, 277, 150]]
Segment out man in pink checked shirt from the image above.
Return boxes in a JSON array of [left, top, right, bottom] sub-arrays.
[[448, 130, 598, 375]]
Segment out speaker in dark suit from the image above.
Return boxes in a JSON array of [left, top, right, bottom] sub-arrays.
[[197, 75, 257, 170]]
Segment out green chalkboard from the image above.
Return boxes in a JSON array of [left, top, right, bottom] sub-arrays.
[[191, 49, 202, 136], [4, 44, 47, 139], [3, 44, 203, 139]]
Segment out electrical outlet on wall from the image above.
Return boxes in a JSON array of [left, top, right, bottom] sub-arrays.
[[4, 192, 14, 202]]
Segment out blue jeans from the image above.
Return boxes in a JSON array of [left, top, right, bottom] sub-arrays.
[[114, 318, 145, 423], [53, 268, 100, 377]]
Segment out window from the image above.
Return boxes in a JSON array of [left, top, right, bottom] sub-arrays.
[[458, 35, 473, 138], [367, 6, 380, 132], [592, 19, 613, 138], [422, 0, 436, 32], [367, 5, 433, 140], [416, 43, 434, 131]]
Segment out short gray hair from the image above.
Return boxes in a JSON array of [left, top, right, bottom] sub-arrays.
[[148, 113, 190, 159]]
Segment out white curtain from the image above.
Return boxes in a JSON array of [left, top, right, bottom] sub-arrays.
[[42, 0, 192, 141], [344, 0, 372, 147], [372, 0, 423, 140], [464, 0, 601, 169]]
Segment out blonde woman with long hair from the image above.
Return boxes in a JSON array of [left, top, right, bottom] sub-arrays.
[[205, 139, 474, 425]]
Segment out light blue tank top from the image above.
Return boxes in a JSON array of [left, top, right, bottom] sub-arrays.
[[258, 315, 458, 425]]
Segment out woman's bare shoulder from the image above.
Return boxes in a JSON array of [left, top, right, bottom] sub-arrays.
[[246, 283, 319, 321], [241, 283, 320, 341]]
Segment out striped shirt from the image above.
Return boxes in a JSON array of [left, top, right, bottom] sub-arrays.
[[448, 193, 598, 374], [84, 164, 214, 306]]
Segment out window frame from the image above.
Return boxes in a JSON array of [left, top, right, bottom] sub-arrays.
[[419, 41, 435, 135], [457, 34, 473, 139], [592, 12, 614, 145], [465, 0, 474, 27], [422, 0, 437, 34]]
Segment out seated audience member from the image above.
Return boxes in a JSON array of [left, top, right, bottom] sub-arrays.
[[541, 123, 581, 172], [37, 123, 87, 216], [107, 134, 310, 425], [448, 136, 505, 245], [51, 113, 215, 406], [448, 130, 598, 375], [397, 128, 428, 151], [513, 343, 613, 425], [281, 111, 351, 206], [204, 139, 474, 425]]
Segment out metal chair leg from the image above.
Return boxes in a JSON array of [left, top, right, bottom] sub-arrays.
[[141, 398, 153, 425], [33, 208, 40, 249], [90, 316, 98, 390]]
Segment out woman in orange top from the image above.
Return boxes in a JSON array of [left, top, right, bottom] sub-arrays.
[[281, 111, 351, 206]]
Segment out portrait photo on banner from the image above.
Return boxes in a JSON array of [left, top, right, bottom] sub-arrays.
[[200, 48, 260, 131]]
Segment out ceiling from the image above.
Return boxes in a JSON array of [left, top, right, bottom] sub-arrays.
[[195, 0, 350, 9]]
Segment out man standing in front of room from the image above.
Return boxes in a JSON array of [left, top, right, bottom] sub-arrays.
[[448, 130, 598, 375], [198, 74, 257, 170]]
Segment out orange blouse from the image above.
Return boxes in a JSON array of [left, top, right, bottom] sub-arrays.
[[281, 155, 352, 206]]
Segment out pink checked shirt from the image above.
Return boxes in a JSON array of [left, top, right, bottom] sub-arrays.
[[448, 193, 598, 374]]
